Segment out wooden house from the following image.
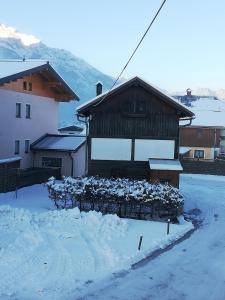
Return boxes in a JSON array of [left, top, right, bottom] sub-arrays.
[[77, 77, 194, 187], [180, 125, 224, 160]]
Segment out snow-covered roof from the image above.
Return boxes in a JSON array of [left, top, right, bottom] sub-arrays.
[[77, 76, 194, 119], [31, 135, 85, 152], [190, 98, 225, 127], [179, 147, 191, 155], [0, 156, 21, 164], [0, 60, 47, 79], [149, 159, 183, 171]]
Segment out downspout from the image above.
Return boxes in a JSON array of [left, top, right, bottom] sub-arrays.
[[214, 128, 217, 160], [69, 151, 74, 177], [76, 113, 89, 176]]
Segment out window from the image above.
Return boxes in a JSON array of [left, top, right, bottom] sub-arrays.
[[42, 157, 62, 168], [15, 140, 20, 154], [23, 81, 27, 90], [194, 149, 204, 159], [121, 98, 146, 116], [28, 82, 32, 91], [25, 140, 30, 153], [26, 104, 31, 119], [16, 103, 21, 118]]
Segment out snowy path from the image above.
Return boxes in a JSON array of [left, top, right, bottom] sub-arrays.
[[75, 174, 225, 300]]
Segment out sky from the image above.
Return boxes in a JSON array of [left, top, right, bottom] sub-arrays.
[[1, 0, 225, 91]]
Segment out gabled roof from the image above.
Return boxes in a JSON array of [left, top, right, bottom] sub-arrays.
[[77, 76, 194, 119], [0, 60, 79, 102], [58, 125, 83, 132], [31, 134, 85, 152]]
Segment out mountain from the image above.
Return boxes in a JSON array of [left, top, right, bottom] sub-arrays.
[[0, 24, 114, 125]]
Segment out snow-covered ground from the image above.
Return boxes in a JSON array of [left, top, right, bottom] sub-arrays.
[[76, 174, 225, 300], [0, 182, 193, 300]]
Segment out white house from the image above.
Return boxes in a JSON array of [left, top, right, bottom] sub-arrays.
[[0, 60, 82, 174]]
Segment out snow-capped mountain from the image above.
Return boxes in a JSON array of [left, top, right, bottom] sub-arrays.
[[0, 24, 114, 125]]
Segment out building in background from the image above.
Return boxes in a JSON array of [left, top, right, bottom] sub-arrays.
[[180, 126, 224, 160], [58, 125, 83, 135], [0, 60, 79, 170]]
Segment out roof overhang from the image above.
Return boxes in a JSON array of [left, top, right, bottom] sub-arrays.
[[0, 61, 79, 102], [149, 159, 183, 171]]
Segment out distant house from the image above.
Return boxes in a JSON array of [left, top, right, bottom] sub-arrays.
[[0, 60, 79, 171], [31, 134, 85, 177], [180, 125, 225, 160], [77, 76, 194, 187], [58, 125, 83, 135]]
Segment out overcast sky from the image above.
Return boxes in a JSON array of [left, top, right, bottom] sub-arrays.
[[1, 0, 225, 91]]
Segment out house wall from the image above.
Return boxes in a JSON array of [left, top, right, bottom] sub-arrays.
[[185, 147, 215, 160], [33, 151, 72, 177], [150, 170, 180, 188], [0, 89, 58, 168], [33, 146, 86, 178], [180, 127, 221, 148], [72, 143, 86, 177]]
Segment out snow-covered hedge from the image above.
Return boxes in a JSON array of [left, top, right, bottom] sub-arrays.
[[47, 176, 183, 221]]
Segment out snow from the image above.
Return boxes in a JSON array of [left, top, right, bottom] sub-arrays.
[[0, 24, 40, 46], [190, 97, 225, 127], [0, 182, 192, 300], [149, 159, 183, 171], [75, 174, 225, 300], [179, 146, 191, 155], [0, 156, 21, 164]]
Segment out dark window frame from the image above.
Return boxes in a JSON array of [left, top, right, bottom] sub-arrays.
[[16, 102, 22, 118], [23, 81, 27, 90], [121, 98, 147, 117], [26, 104, 31, 119], [15, 140, 20, 155], [42, 157, 62, 168], [28, 82, 32, 91], [194, 149, 205, 159], [24, 140, 30, 153]]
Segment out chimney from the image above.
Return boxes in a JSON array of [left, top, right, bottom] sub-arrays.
[[186, 88, 192, 96], [96, 81, 103, 96]]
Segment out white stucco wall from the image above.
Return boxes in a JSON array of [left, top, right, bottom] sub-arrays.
[[72, 143, 86, 177], [33, 151, 72, 177], [33, 146, 86, 178], [0, 89, 58, 168]]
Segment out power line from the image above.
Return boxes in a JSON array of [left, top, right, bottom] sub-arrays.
[[94, 0, 167, 107]]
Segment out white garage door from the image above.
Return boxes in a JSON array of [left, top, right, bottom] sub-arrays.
[[134, 139, 175, 161], [91, 138, 132, 160]]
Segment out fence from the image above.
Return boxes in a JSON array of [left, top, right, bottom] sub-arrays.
[[181, 159, 225, 176], [0, 167, 61, 193], [59, 198, 182, 222]]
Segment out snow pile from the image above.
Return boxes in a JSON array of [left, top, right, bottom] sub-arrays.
[[47, 176, 183, 211], [0, 23, 40, 46], [0, 201, 192, 300]]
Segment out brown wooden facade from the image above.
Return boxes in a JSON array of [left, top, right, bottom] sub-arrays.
[[180, 126, 221, 148], [78, 77, 194, 186]]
